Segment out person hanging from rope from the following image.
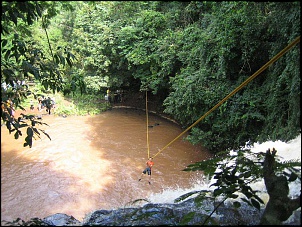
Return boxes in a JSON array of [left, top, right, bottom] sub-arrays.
[[138, 157, 154, 184]]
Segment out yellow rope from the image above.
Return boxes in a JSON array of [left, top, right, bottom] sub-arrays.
[[152, 36, 300, 159], [146, 90, 150, 158]]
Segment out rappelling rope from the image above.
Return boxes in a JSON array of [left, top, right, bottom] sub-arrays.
[[152, 36, 300, 159], [146, 90, 150, 159]]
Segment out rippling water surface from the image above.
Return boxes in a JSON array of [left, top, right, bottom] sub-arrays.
[[1, 108, 212, 222]]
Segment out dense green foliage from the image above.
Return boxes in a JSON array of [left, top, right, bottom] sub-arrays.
[[1, 1, 300, 153], [1, 2, 300, 224]]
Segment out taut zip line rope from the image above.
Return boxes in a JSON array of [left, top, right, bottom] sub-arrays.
[[146, 90, 150, 158], [150, 36, 300, 159]]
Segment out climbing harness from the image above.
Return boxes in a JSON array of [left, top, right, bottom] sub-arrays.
[[149, 36, 300, 159]]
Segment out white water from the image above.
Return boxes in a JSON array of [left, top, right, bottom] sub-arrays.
[[148, 134, 301, 223], [250, 134, 301, 199]]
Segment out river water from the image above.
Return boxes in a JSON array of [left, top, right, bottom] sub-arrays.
[[1, 108, 212, 222]]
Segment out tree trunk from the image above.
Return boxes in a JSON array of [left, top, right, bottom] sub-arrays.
[[260, 148, 301, 225]]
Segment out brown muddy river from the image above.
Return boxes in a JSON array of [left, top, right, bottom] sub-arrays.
[[1, 108, 212, 222]]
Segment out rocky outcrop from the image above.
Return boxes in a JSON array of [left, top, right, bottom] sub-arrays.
[[43, 213, 81, 226], [42, 198, 265, 226], [3, 196, 300, 226]]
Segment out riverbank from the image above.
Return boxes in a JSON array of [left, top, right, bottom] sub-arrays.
[[113, 90, 179, 124]]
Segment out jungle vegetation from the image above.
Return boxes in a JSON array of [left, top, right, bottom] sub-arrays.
[[1, 1, 300, 153]]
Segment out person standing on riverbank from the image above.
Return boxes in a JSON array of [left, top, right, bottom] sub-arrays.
[[30, 99, 34, 111], [6, 99, 15, 118], [138, 157, 154, 184], [42, 97, 53, 115], [106, 88, 112, 103]]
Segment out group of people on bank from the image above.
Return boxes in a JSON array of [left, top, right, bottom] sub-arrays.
[[105, 88, 124, 104], [35, 96, 56, 114]]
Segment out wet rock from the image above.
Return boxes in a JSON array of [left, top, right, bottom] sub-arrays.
[[40, 198, 300, 226], [82, 198, 262, 226], [42, 213, 81, 226]]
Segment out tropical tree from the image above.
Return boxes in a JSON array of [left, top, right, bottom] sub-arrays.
[[162, 1, 300, 153], [1, 1, 76, 147]]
